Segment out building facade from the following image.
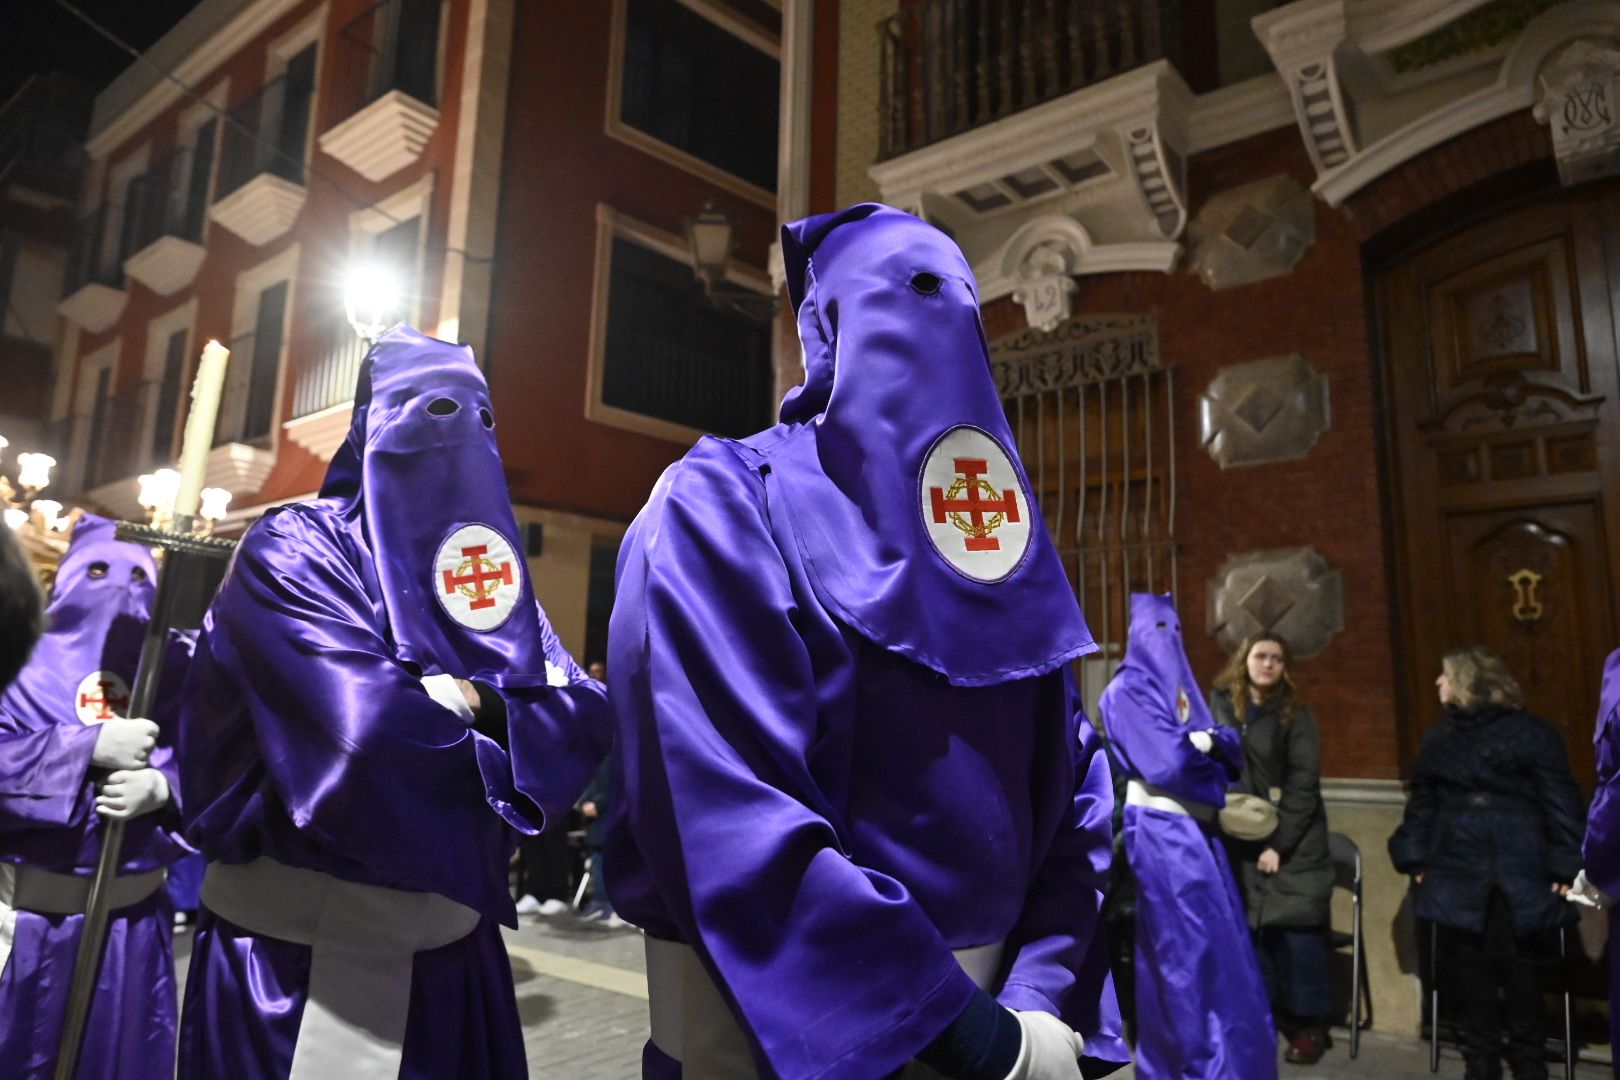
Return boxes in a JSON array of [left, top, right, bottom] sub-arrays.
[[806, 0, 1620, 1042]]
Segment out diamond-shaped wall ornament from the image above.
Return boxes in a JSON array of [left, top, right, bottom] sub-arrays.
[[1199, 353, 1330, 469], [1188, 175, 1315, 290], [1207, 547, 1344, 660]]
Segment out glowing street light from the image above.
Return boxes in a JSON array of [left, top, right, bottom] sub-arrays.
[[343, 264, 403, 346], [15, 453, 54, 491]]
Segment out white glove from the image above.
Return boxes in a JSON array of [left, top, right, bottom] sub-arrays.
[[1188, 730, 1214, 754], [1568, 869, 1613, 910], [1003, 1010, 1084, 1080], [91, 718, 159, 771], [96, 768, 170, 820], [420, 673, 475, 722]]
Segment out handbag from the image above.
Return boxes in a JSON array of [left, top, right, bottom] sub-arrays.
[[1220, 792, 1279, 841]]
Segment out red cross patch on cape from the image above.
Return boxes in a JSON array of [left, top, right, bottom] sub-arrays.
[[435, 523, 523, 631], [920, 425, 1033, 583], [74, 671, 132, 724], [1177, 686, 1192, 724]]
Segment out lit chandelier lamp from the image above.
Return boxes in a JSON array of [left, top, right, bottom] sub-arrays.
[[136, 467, 232, 534], [0, 435, 65, 536]]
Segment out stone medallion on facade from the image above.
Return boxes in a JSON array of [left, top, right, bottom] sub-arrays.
[[1187, 175, 1315, 291], [1199, 353, 1330, 469], [1533, 39, 1620, 187], [1206, 547, 1344, 660]]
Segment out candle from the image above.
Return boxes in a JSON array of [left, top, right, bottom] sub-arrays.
[[174, 340, 230, 520]]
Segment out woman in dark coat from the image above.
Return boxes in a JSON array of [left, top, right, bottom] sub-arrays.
[[1211, 632, 1335, 1065], [1389, 645, 1584, 1080]]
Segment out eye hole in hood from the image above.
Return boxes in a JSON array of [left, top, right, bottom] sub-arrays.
[[909, 271, 942, 295], [427, 397, 460, 416]]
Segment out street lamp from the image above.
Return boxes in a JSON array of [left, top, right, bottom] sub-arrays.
[[685, 202, 778, 319], [343, 264, 403, 346]]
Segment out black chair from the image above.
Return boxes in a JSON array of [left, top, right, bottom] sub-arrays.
[[1427, 921, 1575, 1078], [1327, 832, 1372, 1058]]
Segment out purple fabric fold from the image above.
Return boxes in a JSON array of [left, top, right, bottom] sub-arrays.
[[604, 436, 1127, 1079]]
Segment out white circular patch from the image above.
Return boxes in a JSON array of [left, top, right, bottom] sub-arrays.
[[1176, 686, 1192, 725], [434, 524, 523, 631], [918, 425, 1033, 583], [74, 671, 132, 724]]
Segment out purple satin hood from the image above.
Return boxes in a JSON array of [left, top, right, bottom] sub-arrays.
[[1113, 592, 1214, 730], [0, 514, 154, 729], [319, 325, 547, 679], [771, 204, 1093, 686]]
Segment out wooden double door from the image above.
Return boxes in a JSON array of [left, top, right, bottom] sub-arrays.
[[1378, 184, 1620, 788]]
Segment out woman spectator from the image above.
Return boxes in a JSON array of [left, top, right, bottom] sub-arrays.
[[1211, 633, 1335, 1065], [1389, 646, 1584, 1080]]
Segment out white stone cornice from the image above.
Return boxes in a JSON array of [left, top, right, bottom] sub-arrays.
[[57, 283, 128, 334], [204, 441, 276, 497], [317, 91, 441, 183], [123, 236, 207, 297], [1185, 75, 1298, 153], [207, 173, 307, 246], [1349, 0, 1499, 53], [1253, 0, 1349, 70]]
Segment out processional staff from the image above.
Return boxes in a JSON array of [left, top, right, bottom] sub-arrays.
[[54, 340, 239, 1080]]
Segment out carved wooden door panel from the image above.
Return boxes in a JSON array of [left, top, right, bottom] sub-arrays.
[[1444, 504, 1610, 783], [1378, 186, 1620, 787]]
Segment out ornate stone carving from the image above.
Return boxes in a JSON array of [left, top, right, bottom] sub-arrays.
[[990, 314, 1159, 398], [1206, 547, 1344, 660], [1011, 242, 1078, 334], [1199, 354, 1331, 468], [1188, 175, 1316, 290], [1533, 39, 1620, 187], [1125, 123, 1188, 238]]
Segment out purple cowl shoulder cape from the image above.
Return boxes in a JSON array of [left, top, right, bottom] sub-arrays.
[[604, 206, 1126, 1080]]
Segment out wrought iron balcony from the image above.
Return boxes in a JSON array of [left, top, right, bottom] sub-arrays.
[[58, 206, 129, 331], [121, 145, 211, 295], [292, 317, 368, 421], [319, 0, 443, 181], [210, 69, 313, 245], [879, 0, 1182, 160]]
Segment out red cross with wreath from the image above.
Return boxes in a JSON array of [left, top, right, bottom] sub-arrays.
[[929, 458, 1020, 552], [80, 680, 129, 721], [441, 544, 514, 611]]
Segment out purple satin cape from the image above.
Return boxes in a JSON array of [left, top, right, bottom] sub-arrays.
[[0, 514, 191, 1080], [1581, 647, 1620, 1070], [177, 327, 611, 1076], [1099, 594, 1274, 1080], [604, 432, 1128, 1079], [773, 204, 1093, 686]]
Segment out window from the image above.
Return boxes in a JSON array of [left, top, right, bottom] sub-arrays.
[[2, 241, 66, 344], [181, 118, 219, 238], [82, 367, 112, 488], [613, 0, 780, 199], [151, 329, 187, 463], [591, 213, 773, 442], [220, 246, 298, 448]]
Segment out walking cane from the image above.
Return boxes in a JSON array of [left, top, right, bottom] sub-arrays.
[[53, 343, 237, 1080]]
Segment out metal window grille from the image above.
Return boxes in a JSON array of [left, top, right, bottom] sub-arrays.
[[992, 313, 1176, 718]]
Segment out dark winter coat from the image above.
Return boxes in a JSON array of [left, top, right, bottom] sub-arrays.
[[1211, 689, 1334, 929], [1388, 704, 1583, 935]]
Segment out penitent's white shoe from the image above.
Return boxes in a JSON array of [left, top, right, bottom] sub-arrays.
[[538, 898, 571, 916], [514, 894, 542, 915]]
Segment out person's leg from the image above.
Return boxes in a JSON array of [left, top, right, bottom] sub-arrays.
[[1442, 912, 1504, 1080], [519, 825, 574, 914], [1278, 927, 1333, 1063], [1255, 928, 1289, 1036], [1499, 921, 1552, 1080]]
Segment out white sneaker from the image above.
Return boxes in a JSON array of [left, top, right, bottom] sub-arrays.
[[514, 894, 541, 915], [537, 898, 571, 916], [603, 914, 630, 929]]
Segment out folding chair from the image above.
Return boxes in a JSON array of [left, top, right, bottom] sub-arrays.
[[1327, 832, 1371, 1058], [1427, 920, 1575, 1078]]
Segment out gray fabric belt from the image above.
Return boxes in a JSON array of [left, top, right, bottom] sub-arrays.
[[644, 937, 1005, 1079], [0, 862, 166, 982], [201, 857, 480, 1080]]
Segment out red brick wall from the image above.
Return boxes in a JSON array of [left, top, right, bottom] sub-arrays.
[[984, 128, 1404, 779]]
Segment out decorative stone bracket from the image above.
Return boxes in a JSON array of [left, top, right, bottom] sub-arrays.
[[1206, 546, 1345, 660], [1533, 39, 1620, 187], [1199, 353, 1331, 468]]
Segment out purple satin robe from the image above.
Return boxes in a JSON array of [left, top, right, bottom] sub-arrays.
[[176, 328, 612, 1078], [1581, 647, 1620, 1074], [605, 206, 1127, 1079], [1099, 594, 1276, 1080], [0, 514, 192, 1080]]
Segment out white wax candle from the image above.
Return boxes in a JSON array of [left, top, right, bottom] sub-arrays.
[[173, 340, 230, 519]]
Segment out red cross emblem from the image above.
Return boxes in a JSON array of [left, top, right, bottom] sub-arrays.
[[1177, 687, 1191, 724], [442, 545, 514, 611], [929, 457, 1021, 552], [74, 671, 132, 724]]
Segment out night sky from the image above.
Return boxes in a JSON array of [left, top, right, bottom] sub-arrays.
[[3, 0, 201, 110]]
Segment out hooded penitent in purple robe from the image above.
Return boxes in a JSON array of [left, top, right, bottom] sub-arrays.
[[603, 204, 1127, 1079], [0, 514, 192, 1080], [1581, 647, 1620, 1072], [1097, 593, 1276, 1080], [175, 326, 611, 1080]]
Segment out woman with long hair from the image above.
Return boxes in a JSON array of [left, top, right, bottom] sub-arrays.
[[1390, 646, 1583, 1080], [1210, 632, 1335, 1065]]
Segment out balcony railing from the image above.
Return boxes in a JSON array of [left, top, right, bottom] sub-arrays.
[[879, 0, 1181, 160], [216, 71, 313, 201], [329, 0, 442, 123], [64, 206, 127, 295], [291, 315, 368, 420], [84, 385, 153, 491], [124, 145, 210, 253], [602, 328, 772, 439]]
